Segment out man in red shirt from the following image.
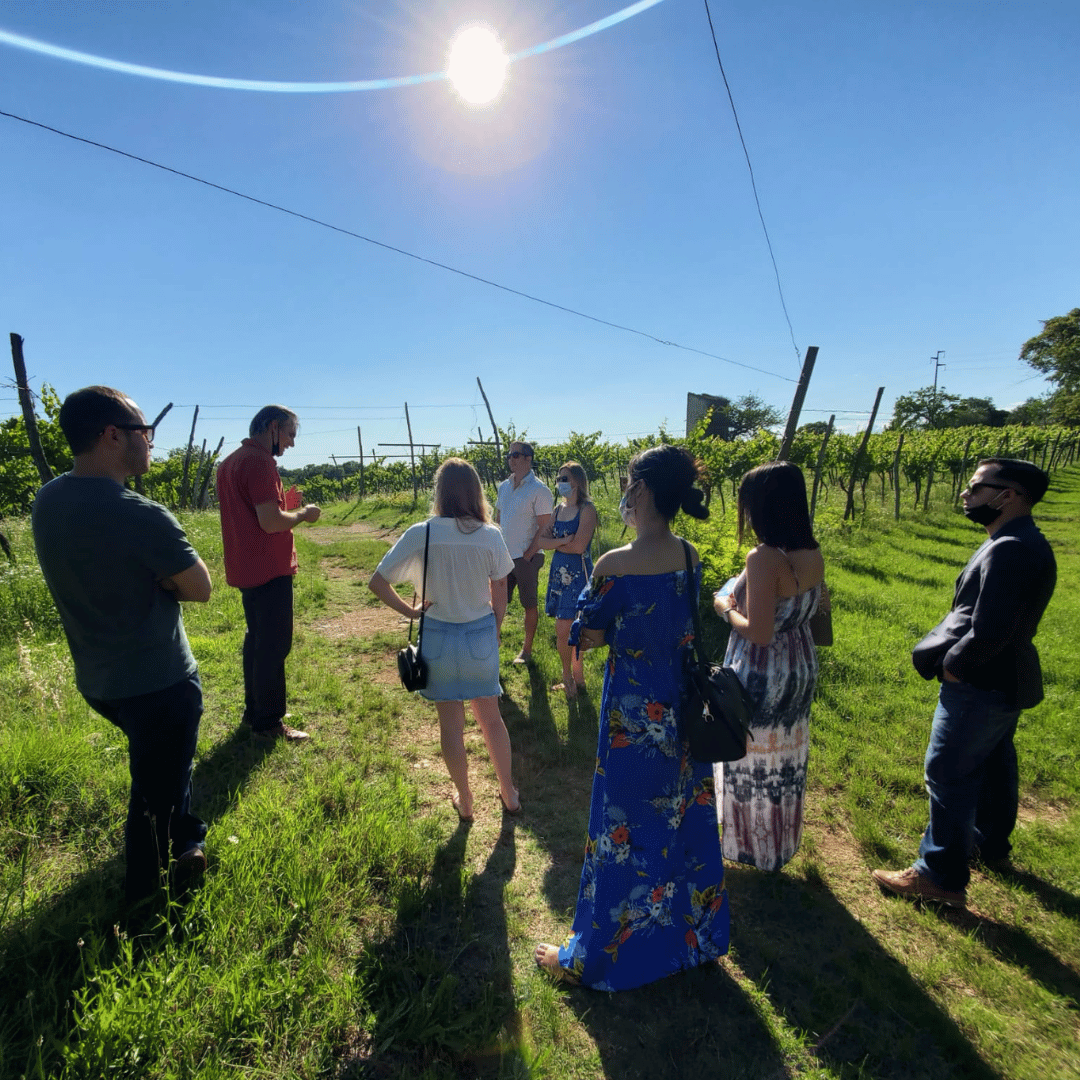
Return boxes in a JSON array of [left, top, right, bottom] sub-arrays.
[[217, 405, 320, 741]]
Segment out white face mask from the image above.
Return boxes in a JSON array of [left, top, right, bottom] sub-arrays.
[[619, 488, 637, 528], [556, 481, 573, 496]]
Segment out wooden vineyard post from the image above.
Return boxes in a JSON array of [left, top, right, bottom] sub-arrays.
[[843, 387, 884, 522], [892, 432, 905, 521], [135, 402, 173, 495], [923, 461, 935, 512], [357, 427, 364, 499], [179, 406, 199, 510], [9, 333, 53, 485], [477, 377, 502, 460], [777, 345, 819, 461], [956, 436, 974, 503], [195, 437, 224, 509], [404, 402, 418, 506], [809, 414, 834, 523]]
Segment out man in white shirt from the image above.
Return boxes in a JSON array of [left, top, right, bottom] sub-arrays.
[[494, 441, 553, 664]]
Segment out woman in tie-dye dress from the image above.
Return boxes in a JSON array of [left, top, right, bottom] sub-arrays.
[[712, 461, 825, 871], [534, 446, 729, 990]]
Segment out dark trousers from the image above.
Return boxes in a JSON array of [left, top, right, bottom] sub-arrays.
[[240, 574, 294, 731], [84, 674, 206, 902], [915, 681, 1021, 892]]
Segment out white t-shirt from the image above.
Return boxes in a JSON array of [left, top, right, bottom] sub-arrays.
[[376, 518, 514, 624], [495, 471, 554, 559]]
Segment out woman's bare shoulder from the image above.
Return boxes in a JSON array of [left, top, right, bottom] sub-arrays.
[[594, 545, 631, 576]]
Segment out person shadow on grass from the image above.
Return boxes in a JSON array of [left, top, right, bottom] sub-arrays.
[[554, 865, 1020, 1080], [346, 814, 520, 1078]]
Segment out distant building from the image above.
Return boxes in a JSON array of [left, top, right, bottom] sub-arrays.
[[686, 393, 731, 440]]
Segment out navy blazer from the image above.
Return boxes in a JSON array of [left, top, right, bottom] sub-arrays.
[[911, 516, 1056, 710]]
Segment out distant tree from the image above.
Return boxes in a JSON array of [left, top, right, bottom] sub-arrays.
[[1019, 308, 1080, 425], [891, 387, 961, 429], [0, 384, 72, 515], [1020, 308, 1080, 391], [714, 393, 783, 440], [890, 387, 1008, 430], [1008, 395, 1056, 426], [797, 420, 832, 436]]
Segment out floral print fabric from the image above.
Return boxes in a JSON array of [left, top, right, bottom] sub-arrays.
[[561, 568, 730, 990], [544, 509, 593, 620], [715, 571, 820, 871]]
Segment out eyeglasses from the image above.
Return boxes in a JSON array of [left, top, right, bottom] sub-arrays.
[[965, 482, 1011, 495]]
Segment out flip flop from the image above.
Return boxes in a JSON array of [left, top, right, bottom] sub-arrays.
[[452, 795, 474, 823], [500, 794, 523, 816]]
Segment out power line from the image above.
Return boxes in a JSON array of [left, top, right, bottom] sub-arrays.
[[0, 107, 797, 385], [701, 0, 801, 367]]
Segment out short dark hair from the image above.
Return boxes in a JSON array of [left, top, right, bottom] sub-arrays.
[[978, 458, 1049, 505], [628, 444, 708, 522], [249, 405, 298, 438], [59, 386, 138, 455], [737, 461, 819, 550], [510, 440, 534, 459]]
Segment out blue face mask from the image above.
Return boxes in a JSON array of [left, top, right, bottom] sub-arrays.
[[556, 481, 573, 497]]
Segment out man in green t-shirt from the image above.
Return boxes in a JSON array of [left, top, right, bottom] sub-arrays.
[[33, 386, 212, 905]]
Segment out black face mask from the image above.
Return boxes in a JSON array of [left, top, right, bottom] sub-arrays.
[[963, 501, 1004, 526]]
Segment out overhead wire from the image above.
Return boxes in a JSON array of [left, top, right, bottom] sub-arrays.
[[0, 107, 797, 385], [701, 0, 801, 367]]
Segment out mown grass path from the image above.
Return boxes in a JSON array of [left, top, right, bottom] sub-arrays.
[[1, 473, 1077, 1079]]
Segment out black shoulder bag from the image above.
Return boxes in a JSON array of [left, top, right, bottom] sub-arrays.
[[678, 539, 754, 762], [397, 523, 430, 692]]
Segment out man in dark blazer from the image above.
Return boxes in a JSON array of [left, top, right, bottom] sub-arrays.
[[873, 458, 1056, 908]]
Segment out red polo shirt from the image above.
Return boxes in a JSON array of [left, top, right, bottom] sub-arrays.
[[216, 439, 298, 589]]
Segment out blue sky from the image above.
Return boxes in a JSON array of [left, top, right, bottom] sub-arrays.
[[1, 0, 1077, 467]]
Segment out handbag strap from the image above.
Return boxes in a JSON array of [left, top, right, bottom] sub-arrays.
[[408, 523, 431, 650], [679, 538, 708, 669]]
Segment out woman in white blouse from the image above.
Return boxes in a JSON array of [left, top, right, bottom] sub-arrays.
[[368, 458, 522, 821]]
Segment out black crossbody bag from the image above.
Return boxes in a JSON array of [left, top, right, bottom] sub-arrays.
[[678, 539, 754, 762], [397, 523, 430, 692]]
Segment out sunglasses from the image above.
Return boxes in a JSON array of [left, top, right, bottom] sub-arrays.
[[105, 422, 155, 440], [557, 475, 571, 482], [507, 451, 528, 459], [966, 482, 1011, 494]]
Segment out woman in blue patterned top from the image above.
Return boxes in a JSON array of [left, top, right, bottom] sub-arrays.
[[535, 445, 729, 990]]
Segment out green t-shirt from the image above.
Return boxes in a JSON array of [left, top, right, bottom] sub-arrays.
[[32, 474, 199, 700]]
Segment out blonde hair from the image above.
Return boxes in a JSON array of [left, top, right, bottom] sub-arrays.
[[559, 460, 593, 507], [432, 457, 491, 530]]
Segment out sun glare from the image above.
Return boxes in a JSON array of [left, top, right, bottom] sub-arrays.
[[447, 25, 508, 105]]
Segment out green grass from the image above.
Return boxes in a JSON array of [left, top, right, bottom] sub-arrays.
[[0, 471, 1077, 1079]]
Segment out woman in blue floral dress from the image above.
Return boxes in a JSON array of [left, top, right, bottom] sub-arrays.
[[534, 461, 597, 698], [535, 446, 729, 990]]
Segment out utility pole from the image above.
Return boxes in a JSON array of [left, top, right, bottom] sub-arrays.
[[930, 351, 945, 427]]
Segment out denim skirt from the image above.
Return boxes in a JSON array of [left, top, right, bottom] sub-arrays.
[[418, 612, 502, 702]]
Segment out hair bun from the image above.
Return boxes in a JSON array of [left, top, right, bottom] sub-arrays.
[[681, 486, 708, 520]]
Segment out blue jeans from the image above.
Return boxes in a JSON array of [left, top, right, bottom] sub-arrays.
[[914, 681, 1020, 892], [84, 674, 206, 901], [240, 575, 293, 731]]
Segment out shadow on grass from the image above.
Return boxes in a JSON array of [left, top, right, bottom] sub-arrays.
[[721, 868, 1004, 1080], [0, 721, 276, 1077], [347, 817, 520, 1078]]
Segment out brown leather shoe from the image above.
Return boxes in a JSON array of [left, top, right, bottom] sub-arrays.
[[872, 866, 965, 908], [255, 722, 310, 742]]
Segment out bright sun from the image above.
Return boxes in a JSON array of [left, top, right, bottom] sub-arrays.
[[447, 26, 508, 105]]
